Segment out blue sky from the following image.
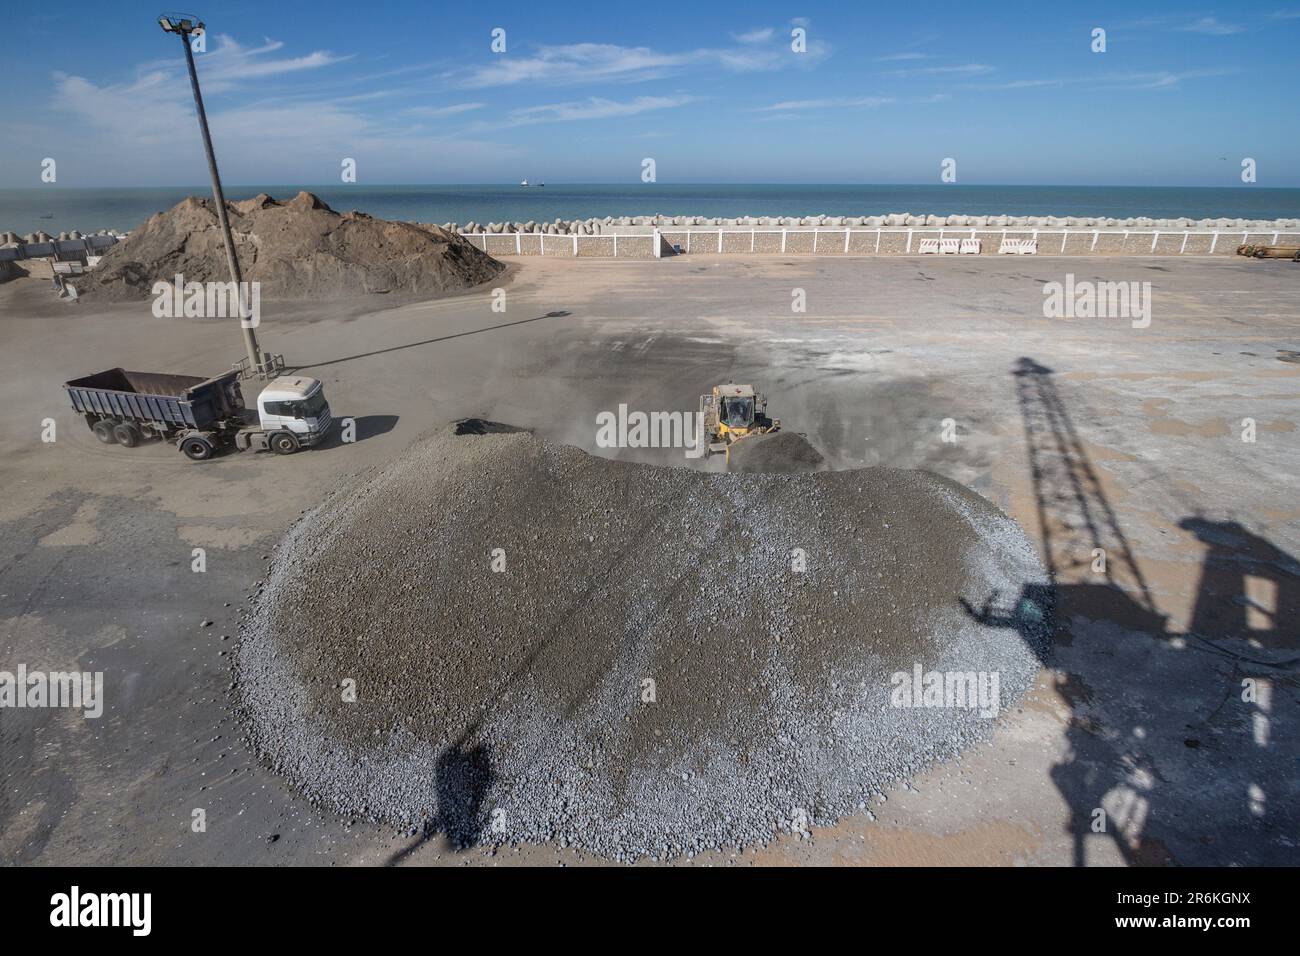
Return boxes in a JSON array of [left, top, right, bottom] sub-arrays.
[[3, 1, 1299, 187]]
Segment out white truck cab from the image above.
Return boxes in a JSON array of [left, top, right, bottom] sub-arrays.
[[233, 376, 333, 453]]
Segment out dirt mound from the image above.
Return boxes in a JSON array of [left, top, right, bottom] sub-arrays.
[[83, 191, 504, 301], [727, 431, 827, 473], [236, 424, 1049, 860]]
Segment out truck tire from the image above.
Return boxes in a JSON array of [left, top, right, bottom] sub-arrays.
[[92, 420, 116, 444], [113, 422, 139, 447], [181, 436, 214, 461], [270, 432, 299, 455]]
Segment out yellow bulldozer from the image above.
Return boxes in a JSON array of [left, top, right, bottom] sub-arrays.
[[699, 383, 780, 456]]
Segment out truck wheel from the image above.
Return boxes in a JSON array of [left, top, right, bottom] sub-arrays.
[[181, 436, 214, 461], [92, 420, 116, 444], [113, 422, 139, 447], [270, 432, 299, 455]]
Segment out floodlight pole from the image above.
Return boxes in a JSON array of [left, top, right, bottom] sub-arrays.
[[174, 24, 264, 377]]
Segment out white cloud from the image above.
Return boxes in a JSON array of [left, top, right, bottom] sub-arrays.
[[460, 43, 685, 87], [963, 78, 1065, 91], [146, 35, 353, 95], [733, 27, 775, 44], [407, 102, 487, 118], [42, 53, 501, 184], [881, 62, 993, 77], [459, 36, 825, 89], [51, 71, 193, 150], [1180, 17, 1244, 35], [502, 95, 695, 126], [963, 69, 1236, 93], [753, 96, 894, 112], [1117, 13, 1247, 33], [876, 52, 931, 61], [202, 35, 350, 80], [1102, 68, 1236, 89], [33, 32, 703, 184]]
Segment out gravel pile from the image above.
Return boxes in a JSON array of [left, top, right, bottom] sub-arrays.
[[727, 431, 827, 474], [235, 422, 1049, 860]]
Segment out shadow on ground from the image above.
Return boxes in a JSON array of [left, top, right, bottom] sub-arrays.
[[292, 311, 571, 371], [316, 414, 399, 448], [964, 357, 1299, 865], [386, 738, 497, 865]]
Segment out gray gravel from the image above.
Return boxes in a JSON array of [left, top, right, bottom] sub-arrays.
[[728, 431, 828, 474], [234, 422, 1049, 861]]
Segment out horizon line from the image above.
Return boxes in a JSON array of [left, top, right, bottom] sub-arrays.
[[4, 182, 1299, 191]]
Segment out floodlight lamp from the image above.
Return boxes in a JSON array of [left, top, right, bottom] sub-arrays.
[[158, 13, 203, 35]]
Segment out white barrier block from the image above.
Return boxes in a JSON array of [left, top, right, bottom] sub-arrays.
[[939, 237, 960, 254], [1018, 239, 1038, 255], [918, 238, 940, 254], [960, 238, 981, 254], [998, 239, 1021, 254]]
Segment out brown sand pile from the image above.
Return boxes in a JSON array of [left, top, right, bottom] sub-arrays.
[[83, 192, 503, 301]]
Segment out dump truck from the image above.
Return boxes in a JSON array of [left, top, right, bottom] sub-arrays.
[[64, 367, 333, 461], [699, 383, 779, 455]]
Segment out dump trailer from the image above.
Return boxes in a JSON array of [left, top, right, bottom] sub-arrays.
[[64, 367, 333, 461]]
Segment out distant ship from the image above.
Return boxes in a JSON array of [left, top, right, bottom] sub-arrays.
[[520, 179, 544, 187]]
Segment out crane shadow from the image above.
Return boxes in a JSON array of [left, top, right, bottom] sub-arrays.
[[961, 357, 1299, 865], [292, 310, 571, 372]]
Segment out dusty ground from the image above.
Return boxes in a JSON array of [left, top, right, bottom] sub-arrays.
[[1, 253, 1297, 866]]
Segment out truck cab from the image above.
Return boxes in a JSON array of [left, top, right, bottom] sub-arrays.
[[254, 376, 333, 449]]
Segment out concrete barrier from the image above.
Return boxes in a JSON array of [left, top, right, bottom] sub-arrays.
[[458, 228, 1300, 259], [461, 230, 660, 259]]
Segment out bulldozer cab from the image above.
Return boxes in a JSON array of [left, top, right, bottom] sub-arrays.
[[700, 383, 778, 456], [716, 383, 756, 427], [721, 394, 755, 428]]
